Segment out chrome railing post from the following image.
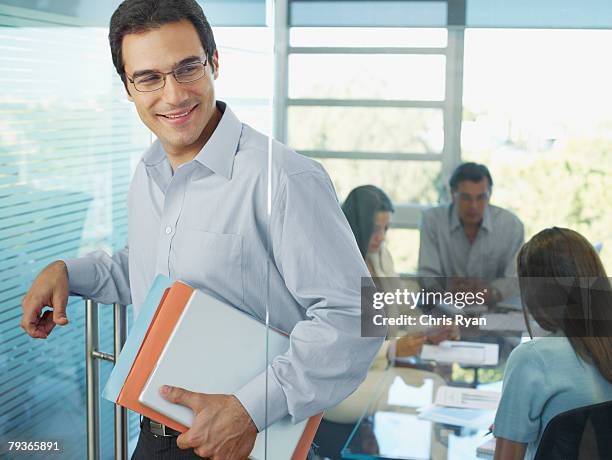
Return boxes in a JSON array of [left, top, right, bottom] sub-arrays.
[[86, 299, 129, 460], [114, 303, 128, 460], [85, 299, 100, 460]]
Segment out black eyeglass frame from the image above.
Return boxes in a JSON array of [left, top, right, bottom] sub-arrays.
[[125, 57, 208, 92]]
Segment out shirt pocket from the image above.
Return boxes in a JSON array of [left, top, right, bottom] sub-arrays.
[[174, 229, 244, 308]]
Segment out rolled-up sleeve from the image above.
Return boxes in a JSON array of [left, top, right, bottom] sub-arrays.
[[62, 244, 131, 306], [235, 169, 384, 430]]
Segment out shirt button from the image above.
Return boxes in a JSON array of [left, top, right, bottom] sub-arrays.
[[165, 226, 172, 235]]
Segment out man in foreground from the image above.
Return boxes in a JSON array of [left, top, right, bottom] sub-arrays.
[[20, 1, 382, 458]]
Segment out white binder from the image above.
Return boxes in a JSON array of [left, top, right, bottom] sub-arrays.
[[138, 288, 313, 459]]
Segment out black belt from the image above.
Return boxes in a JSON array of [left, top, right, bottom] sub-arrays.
[[141, 417, 182, 437]]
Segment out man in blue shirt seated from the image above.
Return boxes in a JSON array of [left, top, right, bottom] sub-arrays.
[[418, 162, 524, 305]]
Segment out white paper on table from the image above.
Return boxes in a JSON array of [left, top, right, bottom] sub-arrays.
[[434, 386, 501, 411], [420, 341, 499, 366], [417, 405, 495, 429], [374, 411, 432, 459]]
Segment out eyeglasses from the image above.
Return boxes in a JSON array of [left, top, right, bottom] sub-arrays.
[[126, 58, 208, 92], [453, 191, 490, 204]]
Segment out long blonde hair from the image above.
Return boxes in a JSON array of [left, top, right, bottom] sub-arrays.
[[517, 227, 612, 382]]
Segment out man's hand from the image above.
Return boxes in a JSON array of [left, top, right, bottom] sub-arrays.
[[395, 334, 426, 358], [161, 385, 258, 459], [20, 260, 69, 339]]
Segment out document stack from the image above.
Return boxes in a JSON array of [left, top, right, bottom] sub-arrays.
[[102, 275, 321, 460]]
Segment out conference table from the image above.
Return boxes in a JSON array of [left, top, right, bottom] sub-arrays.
[[339, 365, 502, 460], [330, 295, 530, 460]]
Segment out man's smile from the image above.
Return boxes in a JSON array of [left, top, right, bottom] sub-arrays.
[[157, 104, 199, 124]]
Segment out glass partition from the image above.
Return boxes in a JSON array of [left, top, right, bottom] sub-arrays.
[[270, 3, 611, 460], [3, 1, 612, 459], [0, 6, 149, 458], [265, 1, 451, 457], [0, 1, 274, 459]]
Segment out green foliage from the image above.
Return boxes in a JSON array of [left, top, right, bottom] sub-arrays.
[[464, 137, 612, 272]]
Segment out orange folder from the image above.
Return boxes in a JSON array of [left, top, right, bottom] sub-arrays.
[[117, 282, 193, 431]]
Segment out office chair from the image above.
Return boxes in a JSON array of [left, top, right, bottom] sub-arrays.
[[534, 400, 612, 460]]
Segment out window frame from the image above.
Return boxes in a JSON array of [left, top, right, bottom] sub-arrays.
[[273, 0, 466, 229]]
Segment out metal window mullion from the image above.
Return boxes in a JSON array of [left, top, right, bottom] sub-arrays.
[[441, 25, 465, 199], [273, 0, 289, 143], [392, 203, 431, 229], [298, 150, 442, 162], [288, 98, 444, 109], [289, 46, 447, 55]]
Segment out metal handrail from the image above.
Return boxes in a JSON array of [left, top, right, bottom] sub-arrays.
[[85, 300, 128, 460]]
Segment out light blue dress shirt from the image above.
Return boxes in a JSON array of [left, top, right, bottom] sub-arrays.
[[418, 203, 524, 298], [494, 336, 612, 459], [64, 101, 383, 430]]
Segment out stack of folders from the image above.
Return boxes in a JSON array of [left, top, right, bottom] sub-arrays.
[[102, 275, 322, 460]]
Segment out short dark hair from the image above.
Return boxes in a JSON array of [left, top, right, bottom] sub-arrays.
[[341, 185, 394, 258], [449, 162, 493, 192], [108, 0, 217, 89]]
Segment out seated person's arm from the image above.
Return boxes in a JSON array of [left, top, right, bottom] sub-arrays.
[[391, 325, 460, 359], [395, 334, 426, 357], [493, 344, 548, 458], [494, 438, 526, 460]]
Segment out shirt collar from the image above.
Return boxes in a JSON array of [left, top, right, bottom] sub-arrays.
[[481, 205, 492, 231], [142, 100, 242, 180], [449, 203, 492, 232], [142, 138, 166, 167], [450, 204, 462, 232], [193, 100, 241, 180]]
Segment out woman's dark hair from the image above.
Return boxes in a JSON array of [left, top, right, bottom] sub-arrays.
[[108, 0, 217, 90], [341, 185, 394, 258], [449, 162, 493, 192], [517, 227, 612, 382]]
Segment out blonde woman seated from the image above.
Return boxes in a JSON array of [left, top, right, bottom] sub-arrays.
[[494, 227, 612, 460]]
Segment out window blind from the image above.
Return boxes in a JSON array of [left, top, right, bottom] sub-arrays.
[[0, 5, 150, 458]]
